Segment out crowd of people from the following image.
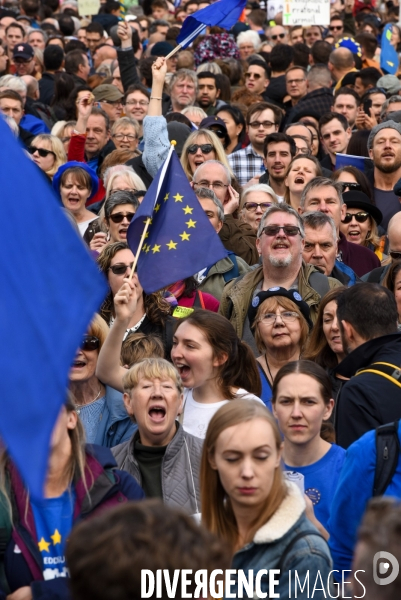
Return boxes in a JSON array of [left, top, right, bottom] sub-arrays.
[[2, 0, 401, 598]]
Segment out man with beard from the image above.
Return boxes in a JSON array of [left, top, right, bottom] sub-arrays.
[[259, 132, 296, 201], [219, 204, 342, 353], [368, 121, 401, 230], [196, 72, 226, 116]]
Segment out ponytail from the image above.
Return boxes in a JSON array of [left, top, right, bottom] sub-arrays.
[[218, 339, 261, 398]]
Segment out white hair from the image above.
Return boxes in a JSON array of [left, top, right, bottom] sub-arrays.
[[236, 30, 261, 51], [241, 183, 279, 207], [104, 166, 146, 198], [0, 75, 27, 97]]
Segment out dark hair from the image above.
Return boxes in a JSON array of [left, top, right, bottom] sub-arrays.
[[248, 8, 267, 27], [104, 190, 139, 219], [174, 310, 262, 398], [165, 112, 192, 128], [337, 284, 398, 340], [292, 42, 310, 69], [0, 89, 23, 108], [90, 106, 110, 131], [246, 101, 283, 127], [86, 21, 104, 36], [355, 32, 378, 59], [138, 56, 157, 88], [272, 360, 332, 405], [216, 104, 245, 145], [21, 0, 39, 17], [332, 165, 372, 200], [58, 14, 75, 36], [5, 23, 25, 37], [383, 260, 401, 296], [43, 44, 64, 71], [51, 72, 76, 111], [355, 67, 382, 88], [214, 73, 231, 103], [64, 84, 92, 121], [248, 59, 270, 79], [64, 39, 87, 54], [263, 132, 296, 158], [334, 86, 361, 105], [65, 49, 86, 75], [319, 112, 349, 132], [311, 40, 332, 66], [347, 129, 370, 157], [197, 71, 217, 83], [269, 44, 294, 72], [125, 83, 150, 102]]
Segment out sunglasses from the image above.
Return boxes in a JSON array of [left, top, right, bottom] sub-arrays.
[[109, 212, 135, 224], [245, 72, 262, 80], [329, 25, 343, 31], [109, 262, 134, 275], [262, 225, 301, 237], [340, 182, 361, 191], [390, 251, 401, 260], [210, 128, 226, 138], [271, 33, 286, 40], [28, 146, 56, 158], [243, 202, 272, 212], [81, 335, 100, 351], [187, 143, 214, 154], [342, 212, 370, 224]]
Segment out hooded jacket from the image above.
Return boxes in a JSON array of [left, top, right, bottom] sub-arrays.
[[334, 333, 401, 448], [112, 422, 202, 515]]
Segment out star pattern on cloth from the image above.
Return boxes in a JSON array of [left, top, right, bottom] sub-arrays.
[[166, 240, 178, 250], [38, 537, 50, 553], [182, 205, 193, 214], [174, 193, 183, 202], [180, 231, 190, 241], [51, 529, 62, 545]]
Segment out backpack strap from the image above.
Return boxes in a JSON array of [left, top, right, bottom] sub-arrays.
[[308, 270, 331, 298], [223, 252, 240, 283], [356, 362, 401, 390], [193, 291, 206, 309], [276, 530, 326, 572], [374, 421, 400, 497]]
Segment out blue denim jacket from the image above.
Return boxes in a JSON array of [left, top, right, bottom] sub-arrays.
[[93, 386, 137, 448], [229, 483, 333, 599]]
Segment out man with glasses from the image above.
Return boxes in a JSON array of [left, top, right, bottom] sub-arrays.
[[244, 61, 269, 96], [228, 102, 281, 186], [285, 66, 307, 110], [329, 15, 344, 42], [267, 25, 289, 46], [220, 204, 342, 351], [93, 84, 124, 125], [13, 43, 36, 77], [287, 65, 333, 125]]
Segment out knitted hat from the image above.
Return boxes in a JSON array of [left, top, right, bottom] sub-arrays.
[[368, 120, 401, 150], [377, 75, 401, 96], [247, 287, 313, 331]]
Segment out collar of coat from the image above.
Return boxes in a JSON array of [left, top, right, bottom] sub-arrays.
[[253, 481, 305, 544]]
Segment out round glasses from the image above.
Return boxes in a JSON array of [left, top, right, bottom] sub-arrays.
[[259, 312, 300, 325]]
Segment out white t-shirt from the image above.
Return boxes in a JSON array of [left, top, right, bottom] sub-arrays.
[[77, 216, 97, 237], [182, 388, 264, 439]]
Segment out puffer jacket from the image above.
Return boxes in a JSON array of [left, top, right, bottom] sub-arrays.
[[112, 422, 202, 515], [219, 262, 342, 338], [230, 482, 333, 599]]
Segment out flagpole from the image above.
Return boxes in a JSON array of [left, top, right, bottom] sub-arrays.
[[166, 22, 206, 59], [128, 141, 177, 280]]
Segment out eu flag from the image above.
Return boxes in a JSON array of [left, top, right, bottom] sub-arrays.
[[127, 147, 228, 294], [0, 117, 107, 498], [176, 0, 247, 49], [381, 23, 399, 75], [335, 153, 367, 172]]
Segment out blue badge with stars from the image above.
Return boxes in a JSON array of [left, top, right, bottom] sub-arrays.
[[293, 292, 302, 301], [252, 296, 260, 307], [305, 488, 321, 506]]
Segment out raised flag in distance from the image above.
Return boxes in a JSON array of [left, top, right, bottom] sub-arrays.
[[381, 23, 399, 75], [176, 0, 247, 49], [0, 117, 107, 498], [127, 146, 228, 294]]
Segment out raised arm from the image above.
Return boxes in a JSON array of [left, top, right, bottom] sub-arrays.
[[116, 20, 141, 91]]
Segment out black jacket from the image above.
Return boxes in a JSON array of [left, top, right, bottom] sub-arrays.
[[38, 72, 55, 106], [334, 333, 401, 449]]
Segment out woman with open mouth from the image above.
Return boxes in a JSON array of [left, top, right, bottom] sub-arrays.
[[28, 133, 66, 181], [283, 155, 322, 211]]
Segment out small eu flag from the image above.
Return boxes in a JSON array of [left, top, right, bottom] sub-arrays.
[[127, 146, 228, 294], [176, 0, 247, 49], [381, 23, 399, 75]]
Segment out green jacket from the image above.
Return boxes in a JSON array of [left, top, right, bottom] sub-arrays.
[[199, 255, 252, 302], [219, 262, 342, 337]]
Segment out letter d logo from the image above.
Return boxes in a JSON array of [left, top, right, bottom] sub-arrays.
[[373, 551, 399, 585]]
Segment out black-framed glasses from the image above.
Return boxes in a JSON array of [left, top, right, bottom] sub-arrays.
[[329, 25, 343, 31], [193, 180, 229, 190], [249, 120, 275, 129], [210, 128, 226, 139], [340, 182, 361, 191], [113, 133, 137, 141], [342, 212, 370, 224], [390, 251, 401, 260], [109, 212, 135, 224], [28, 146, 56, 158], [245, 72, 262, 80], [243, 201, 272, 212], [81, 335, 100, 351], [109, 262, 134, 275], [262, 225, 301, 237], [187, 143, 214, 154]]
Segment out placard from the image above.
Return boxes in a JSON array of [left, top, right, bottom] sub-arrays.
[[283, 0, 330, 26], [267, 0, 284, 21], [77, 0, 100, 16]]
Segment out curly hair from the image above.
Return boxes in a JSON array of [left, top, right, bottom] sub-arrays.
[[97, 242, 172, 326]]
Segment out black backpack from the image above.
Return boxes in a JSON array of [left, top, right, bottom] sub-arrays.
[[373, 420, 400, 497]]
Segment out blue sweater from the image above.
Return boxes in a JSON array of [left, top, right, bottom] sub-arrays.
[[328, 422, 401, 573]]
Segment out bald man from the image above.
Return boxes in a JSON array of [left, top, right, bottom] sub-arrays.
[[362, 211, 401, 283], [329, 48, 357, 90]]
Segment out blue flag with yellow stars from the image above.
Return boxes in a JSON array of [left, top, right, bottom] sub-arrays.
[[381, 23, 399, 75], [127, 147, 228, 294]]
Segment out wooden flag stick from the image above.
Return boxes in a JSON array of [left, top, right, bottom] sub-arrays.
[[165, 43, 182, 60], [128, 217, 152, 280]]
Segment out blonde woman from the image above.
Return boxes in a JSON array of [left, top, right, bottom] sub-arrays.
[[28, 133, 66, 180]]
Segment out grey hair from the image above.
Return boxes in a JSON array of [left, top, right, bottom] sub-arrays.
[[236, 30, 261, 51], [196, 62, 222, 75], [104, 190, 139, 219], [28, 28, 48, 43], [300, 177, 343, 209], [194, 187, 224, 222], [241, 183, 279, 208], [380, 95, 401, 121], [0, 74, 27, 96], [257, 203, 305, 239], [302, 211, 337, 242], [192, 160, 232, 185], [111, 116, 140, 137], [169, 69, 199, 95]]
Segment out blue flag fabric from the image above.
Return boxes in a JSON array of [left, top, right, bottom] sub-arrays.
[[127, 148, 228, 294], [176, 0, 247, 48], [0, 118, 107, 498], [381, 23, 399, 75], [335, 153, 367, 172]]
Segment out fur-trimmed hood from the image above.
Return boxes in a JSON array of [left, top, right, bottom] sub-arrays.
[[253, 481, 305, 544]]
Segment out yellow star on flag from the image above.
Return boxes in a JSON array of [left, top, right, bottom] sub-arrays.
[[142, 244, 147, 253], [182, 205, 193, 214], [38, 537, 50, 553], [145, 245, 151, 253], [152, 244, 161, 253], [143, 218, 152, 225], [173, 193, 184, 203], [154, 203, 161, 213], [51, 530, 62, 545], [145, 231, 149, 239], [180, 231, 190, 241], [186, 219, 196, 228], [164, 193, 169, 202], [166, 240, 178, 250]]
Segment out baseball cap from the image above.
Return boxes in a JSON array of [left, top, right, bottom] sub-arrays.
[[13, 43, 34, 61]]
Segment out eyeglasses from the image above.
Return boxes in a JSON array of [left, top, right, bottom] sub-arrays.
[[262, 225, 301, 237], [249, 121, 275, 129], [81, 335, 100, 351], [341, 212, 370, 224], [390, 251, 401, 260], [193, 180, 229, 190], [259, 311, 300, 325], [14, 57, 33, 64], [329, 25, 343, 31], [113, 133, 137, 141], [28, 146, 56, 158], [271, 33, 286, 40], [243, 202, 272, 212], [296, 148, 311, 156], [109, 262, 134, 275], [125, 100, 149, 106], [245, 72, 262, 80], [287, 78, 306, 85], [109, 212, 135, 224], [101, 99, 123, 106], [187, 143, 214, 154], [340, 182, 361, 191]]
